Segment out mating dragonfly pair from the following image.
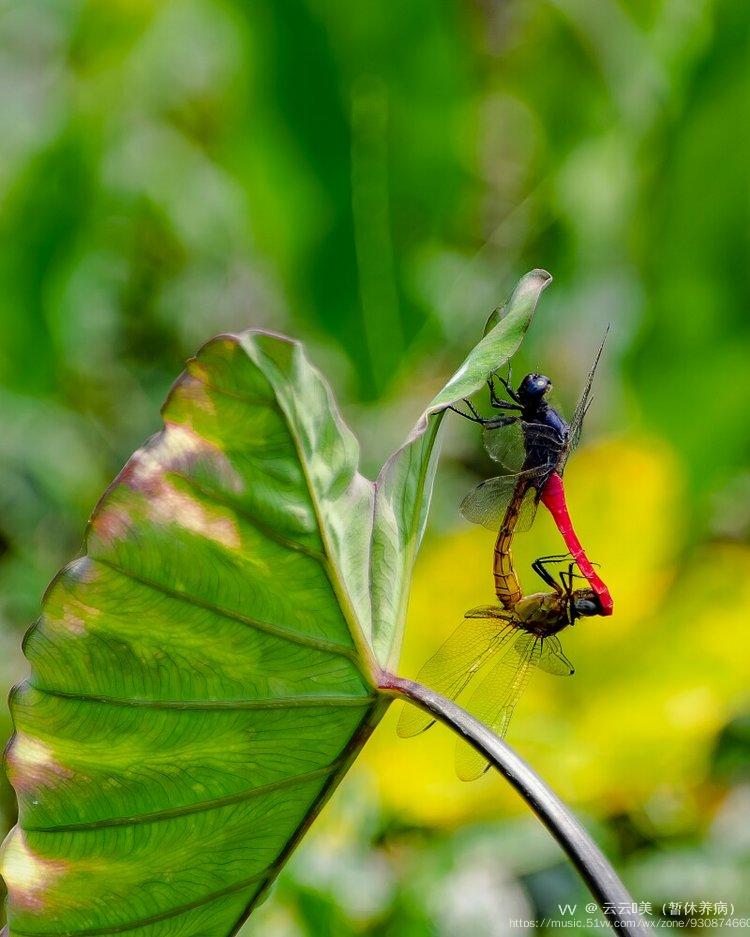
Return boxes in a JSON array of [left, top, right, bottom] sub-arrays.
[[398, 336, 613, 780]]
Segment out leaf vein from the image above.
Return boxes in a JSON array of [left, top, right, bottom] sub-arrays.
[[91, 557, 357, 661], [9, 872, 267, 936], [31, 684, 374, 711], [23, 761, 342, 832]]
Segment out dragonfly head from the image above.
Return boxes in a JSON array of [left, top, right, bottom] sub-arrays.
[[571, 589, 602, 619], [518, 372, 552, 404]]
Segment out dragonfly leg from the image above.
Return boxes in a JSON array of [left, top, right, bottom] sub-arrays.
[[491, 397, 523, 413], [534, 552, 574, 566], [488, 372, 522, 410], [447, 403, 487, 425], [560, 562, 577, 595], [448, 404, 519, 430], [482, 414, 520, 430], [488, 372, 499, 404], [531, 557, 560, 591], [536, 555, 602, 599], [532, 553, 575, 591], [465, 399, 484, 421], [495, 365, 522, 403]]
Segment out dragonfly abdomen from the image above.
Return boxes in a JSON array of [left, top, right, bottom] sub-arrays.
[[493, 484, 525, 609], [493, 533, 522, 609]]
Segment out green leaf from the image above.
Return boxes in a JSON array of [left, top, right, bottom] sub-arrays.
[[1, 271, 550, 935]]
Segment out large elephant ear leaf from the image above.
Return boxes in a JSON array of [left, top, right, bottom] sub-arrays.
[[370, 268, 551, 667], [1, 269, 550, 936], [1, 331, 383, 936]]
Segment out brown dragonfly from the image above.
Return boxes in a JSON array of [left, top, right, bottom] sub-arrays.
[[397, 553, 602, 780]]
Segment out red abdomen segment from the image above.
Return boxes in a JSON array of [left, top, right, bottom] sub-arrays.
[[540, 472, 614, 615]]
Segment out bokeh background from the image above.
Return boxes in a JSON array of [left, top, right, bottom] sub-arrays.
[[1, 0, 750, 933]]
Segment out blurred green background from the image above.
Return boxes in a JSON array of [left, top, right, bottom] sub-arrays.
[[1, 0, 749, 933]]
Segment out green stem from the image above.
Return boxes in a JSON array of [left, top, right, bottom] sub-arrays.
[[380, 672, 650, 936]]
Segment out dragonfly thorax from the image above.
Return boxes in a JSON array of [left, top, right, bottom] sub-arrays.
[[513, 592, 571, 636]]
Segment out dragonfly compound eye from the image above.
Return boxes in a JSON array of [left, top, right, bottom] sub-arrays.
[[519, 373, 552, 400], [573, 596, 601, 617]]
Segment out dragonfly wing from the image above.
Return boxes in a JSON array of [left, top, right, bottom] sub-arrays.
[[561, 329, 609, 472], [460, 476, 518, 530], [455, 631, 541, 780], [460, 476, 539, 532], [483, 421, 525, 472], [396, 613, 516, 738], [521, 421, 566, 449], [537, 634, 575, 676], [515, 486, 539, 533], [465, 605, 514, 619]]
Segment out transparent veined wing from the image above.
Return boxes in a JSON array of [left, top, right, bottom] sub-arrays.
[[521, 420, 568, 449], [560, 328, 608, 472], [456, 632, 540, 779], [455, 631, 542, 780], [537, 634, 574, 675], [455, 632, 576, 778], [464, 604, 515, 619], [397, 611, 517, 739], [482, 420, 525, 472], [460, 476, 539, 532]]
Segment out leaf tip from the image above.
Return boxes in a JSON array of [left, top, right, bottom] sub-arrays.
[[531, 267, 553, 282], [520, 268, 553, 294]]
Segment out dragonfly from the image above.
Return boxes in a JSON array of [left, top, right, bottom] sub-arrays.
[[450, 333, 614, 615], [397, 553, 602, 780]]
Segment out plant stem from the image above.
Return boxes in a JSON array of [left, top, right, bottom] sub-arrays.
[[380, 672, 650, 936]]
